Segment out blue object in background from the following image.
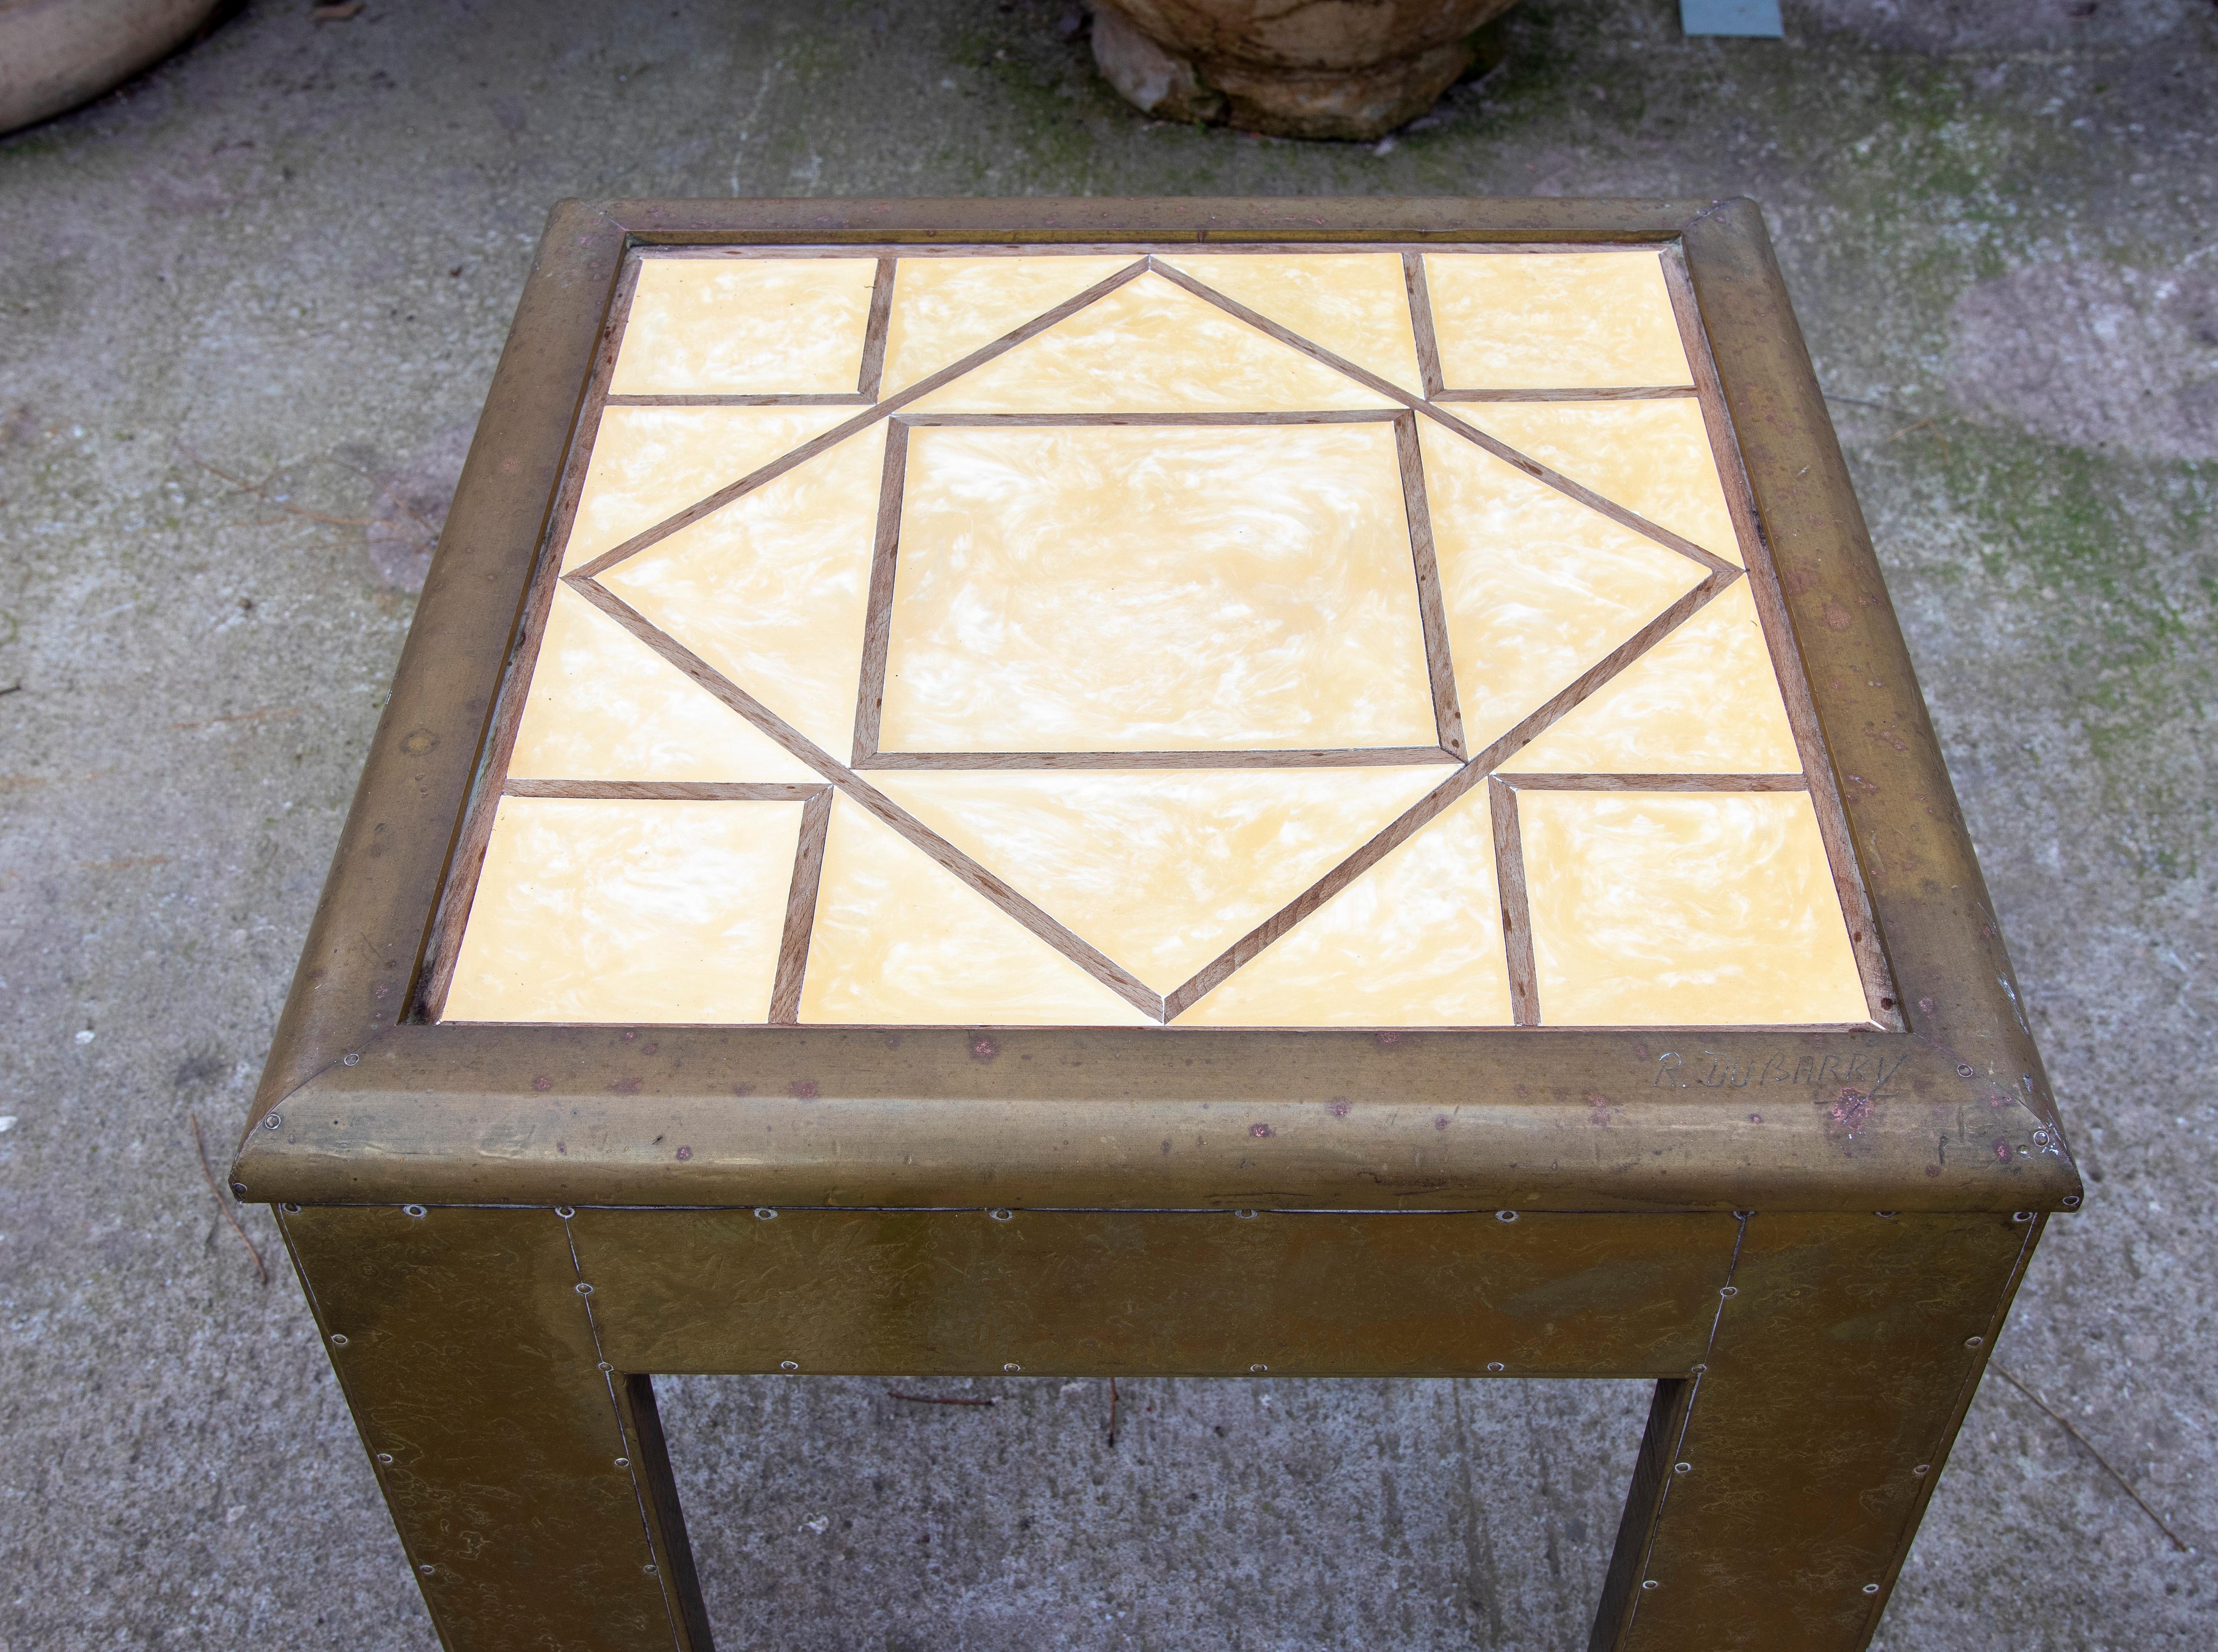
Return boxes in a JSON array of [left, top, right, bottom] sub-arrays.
[[1681, 0, 1784, 36]]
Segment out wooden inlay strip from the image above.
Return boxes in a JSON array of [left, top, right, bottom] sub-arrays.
[[899, 409, 1401, 428], [1435, 387, 1699, 403], [1393, 410, 1465, 760], [856, 257, 897, 400], [568, 257, 1151, 584], [769, 786, 835, 1023], [1489, 775, 1539, 1027], [1402, 251, 1445, 400], [637, 239, 1680, 262], [1660, 246, 1900, 1030], [1499, 773, 1808, 792], [1144, 256, 1737, 580], [415, 252, 643, 1022], [602, 394, 872, 407], [851, 418, 910, 765], [563, 575, 1167, 1022], [855, 749, 1460, 772], [502, 779, 831, 801]]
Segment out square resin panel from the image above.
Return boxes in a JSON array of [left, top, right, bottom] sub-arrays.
[[434, 246, 1887, 1030]]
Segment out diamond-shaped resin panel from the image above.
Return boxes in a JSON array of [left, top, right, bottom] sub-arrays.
[[437, 245, 1881, 1030]]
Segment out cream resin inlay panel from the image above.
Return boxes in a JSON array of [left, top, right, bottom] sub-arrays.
[[439, 245, 1882, 1031], [881, 256, 1140, 396], [602, 425, 890, 760], [1518, 791, 1867, 1027], [563, 406, 858, 573], [880, 423, 1439, 754], [1154, 252, 1427, 395], [1455, 400, 1742, 567], [447, 797, 803, 1024], [907, 271, 1399, 415], [1423, 252, 1694, 391], [509, 587, 819, 783], [1503, 582, 1801, 776], [874, 768, 1446, 994], [610, 258, 879, 395]]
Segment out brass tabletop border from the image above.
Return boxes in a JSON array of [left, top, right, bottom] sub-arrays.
[[233, 197, 2077, 1216]]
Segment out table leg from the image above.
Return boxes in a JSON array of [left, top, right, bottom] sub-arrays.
[[281, 1206, 712, 1651], [1589, 1211, 2043, 1652]]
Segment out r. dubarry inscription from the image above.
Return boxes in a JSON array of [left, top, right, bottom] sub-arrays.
[[1653, 1051, 1911, 1091]]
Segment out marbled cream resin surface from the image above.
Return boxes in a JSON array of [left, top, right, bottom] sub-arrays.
[[439, 245, 1879, 1030], [880, 422, 1439, 753]]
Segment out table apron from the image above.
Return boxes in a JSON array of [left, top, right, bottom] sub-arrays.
[[561, 1207, 1737, 1377]]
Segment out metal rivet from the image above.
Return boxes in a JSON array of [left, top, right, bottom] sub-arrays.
[[1913, 1464, 1931, 1476], [990, 1209, 1014, 1222], [1003, 1362, 1022, 1373], [575, 1283, 594, 1295], [329, 1333, 348, 1347], [342, 1052, 362, 1066], [1964, 1336, 1983, 1349], [754, 1207, 777, 1221], [281, 1202, 300, 1213], [2061, 1194, 2082, 1209], [1250, 1363, 1268, 1374], [263, 1114, 282, 1130], [1486, 1361, 1506, 1373], [1234, 1209, 1258, 1220], [376, 1453, 394, 1465], [403, 1204, 426, 1218], [2012, 1211, 2035, 1224], [1641, 1579, 1658, 1591], [1689, 1363, 1708, 1375], [643, 1564, 658, 1576], [1495, 1209, 1518, 1223], [1673, 1462, 1691, 1474], [614, 1457, 630, 1469], [779, 1360, 799, 1372], [1719, 1286, 1739, 1298], [419, 1564, 434, 1576], [1956, 1063, 1977, 1078], [598, 1362, 613, 1373], [1863, 1584, 1881, 1595], [555, 1206, 575, 1220]]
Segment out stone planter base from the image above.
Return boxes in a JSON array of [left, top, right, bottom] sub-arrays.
[[1088, 0, 1517, 141], [0, 0, 238, 136]]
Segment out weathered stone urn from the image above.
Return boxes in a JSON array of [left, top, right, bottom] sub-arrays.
[[1088, 0, 1519, 141], [0, 0, 236, 135]]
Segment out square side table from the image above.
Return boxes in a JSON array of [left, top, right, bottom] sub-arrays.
[[235, 196, 2079, 1652]]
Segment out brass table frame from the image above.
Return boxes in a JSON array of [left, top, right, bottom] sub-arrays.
[[234, 197, 2081, 1652]]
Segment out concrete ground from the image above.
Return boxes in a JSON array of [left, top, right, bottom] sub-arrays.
[[2, 0, 2213, 1646]]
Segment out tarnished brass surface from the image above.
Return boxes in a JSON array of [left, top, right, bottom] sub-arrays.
[[1596, 1210, 2039, 1651], [237, 1024, 2069, 1212], [279, 1200, 2039, 1651], [573, 1207, 1733, 1377], [281, 1205, 711, 1650]]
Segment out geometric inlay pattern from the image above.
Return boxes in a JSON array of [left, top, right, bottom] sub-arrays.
[[431, 245, 1887, 1029]]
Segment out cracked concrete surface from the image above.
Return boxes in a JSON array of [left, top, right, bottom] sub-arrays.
[[1, 0, 2212, 1646]]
